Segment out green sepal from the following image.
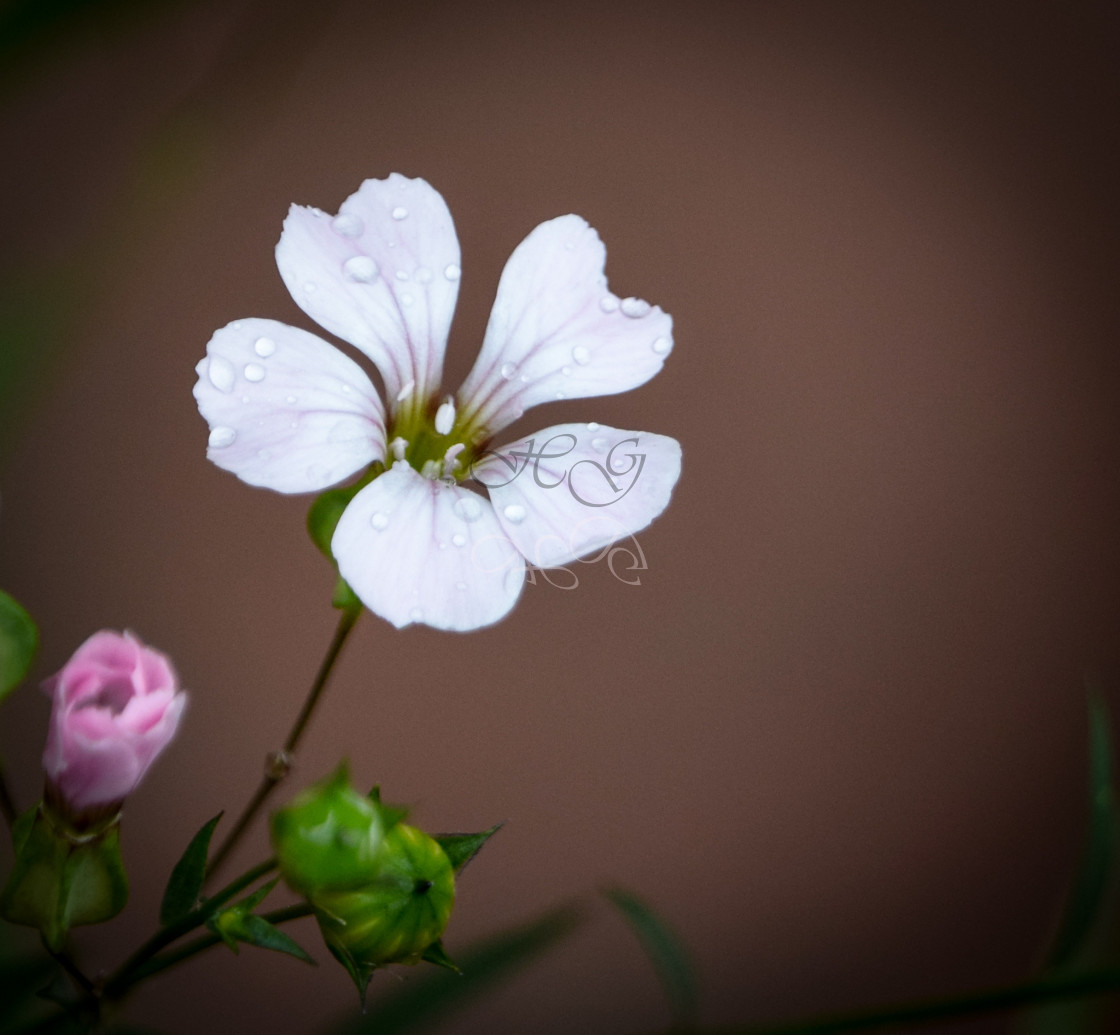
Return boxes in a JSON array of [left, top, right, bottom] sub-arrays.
[[0, 805, 128, 950], [369, 786, 409, 830], [159, 813, 223, 926], [420, 939, 460, 973], [434, 824, 503, 874], [0, 588, 38, 703], [332, 577, 361, 612], [307, 486, 359, 560], [206, 887, 315, 965]]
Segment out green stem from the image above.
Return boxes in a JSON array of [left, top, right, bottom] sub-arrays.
[[101, 857, 277, 999], [666, 966, 1120, 1035], [205, 605, 361, 881], [108, 903, 315, 991]]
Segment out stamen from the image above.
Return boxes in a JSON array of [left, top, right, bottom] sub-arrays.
[[442, 442, 466, 479], [396, 379, 415, 402], [390, 436, 408, 461], [434, 396, 456, 436]]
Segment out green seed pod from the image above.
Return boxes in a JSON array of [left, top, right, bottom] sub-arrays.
[[269, 764, 385, 897], [313, 822, 455, 993]]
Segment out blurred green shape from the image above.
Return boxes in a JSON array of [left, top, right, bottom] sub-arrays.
[[0, 589, 37, 704], [604, 886, 699, 1028], [328, 905, 584, 1035], [159, 813, 223, 927]]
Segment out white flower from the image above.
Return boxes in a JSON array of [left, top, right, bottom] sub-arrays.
[[194, 174, 681, 632]]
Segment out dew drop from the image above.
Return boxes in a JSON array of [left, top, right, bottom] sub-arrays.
[[454, 495, 483, 522], [395, 269, 409, 281], [599, 295, 619, 313], [586, 421, 601, 431], [444, 263, 461, 281], [620, 297, 651, 318], [415, 266, 433, 284], [370, 512, 389, 531], [500, 362, 517, 380], [206, 356, 235, 393], [591, 437, 608, 453], [561, 366, 572, 377], [332, 213, 364, 237], [409, 606, 424, 621], [455, 581, 468, 591], [304, 281, 317, 294], [208, 425, 236, 448], [343, 256, 378, 282], [503, 504, 527, 524], [555, 391, 566, 399], [451, 533, 467, 548], [392, 206, 408, 220], [519, 373, 531, 383], [243, 363, 266, 383], [652, 336, 673, 355], [401, 294, 414, 306], [571, 345, 591, 365], [286, 395, 297, 404], [253, 336, 276, 358]]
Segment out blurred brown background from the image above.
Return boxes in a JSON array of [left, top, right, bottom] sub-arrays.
[[1, 1, 1119, 1032]]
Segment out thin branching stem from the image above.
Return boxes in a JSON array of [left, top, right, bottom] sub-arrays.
[[205, 606, 361, 881]]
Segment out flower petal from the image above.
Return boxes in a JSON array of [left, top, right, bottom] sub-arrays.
[[332, 464, 524, 631], [194, 318, 385, 494], [474, 423, 681, 568], [457, 216, 673, 436], [275, 174, 461, 411]]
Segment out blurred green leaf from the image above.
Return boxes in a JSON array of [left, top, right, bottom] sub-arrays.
[[0, 589, 38, 703], [328, 905, 583, 1035], [159, 813, 222, 926], [434, 824, 503, 874], [232, 914, 316, 965], [604, 886, 699, 1027]]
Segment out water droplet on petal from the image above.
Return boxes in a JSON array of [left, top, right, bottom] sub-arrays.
[[244, 363, 266, 383], [332, 213, 364, 237], [343, 256, 378, 282], [415, 266, 433, 284], [599, 295, 619, 313], [555, 391, 565, 399], [304, 281, 317, 294], [454, 495, 483, 522], [620, 297, 651, 318], [392, 206, 408, 220], [370, 512, 389, 530], [207, 355, 235, 392], [409, 606, 424, 621], [253, 336, 276, 357], [444, 263, 461, 281], [500, 362, 516, 380], [561, 366, 572, 376], [586, 421, 601, 431], [503, 504, 527, 524], [591, 437, 608, 453], [395, 269, 409, 281], [652, 336, 673, 355], [455, 581, 468, 591], [286, 395, 297, 404], [208, 425, 236, 448], [451, 533, 466, 547], [572, 345, 591, 365]]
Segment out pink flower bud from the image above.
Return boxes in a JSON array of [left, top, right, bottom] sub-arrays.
[[41, 630, 186, 815]]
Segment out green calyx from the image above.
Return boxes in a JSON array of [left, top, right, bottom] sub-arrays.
[[0, 803, 128, 950]]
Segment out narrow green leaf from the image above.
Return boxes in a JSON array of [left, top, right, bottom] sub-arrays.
[[434, 824, 503, 874], [0, 589, 38, 703], [235, 877, 279, 915], [236, 914, 316, 964], [604, 886, 699, 1026], [1044, 689, 1117, 971], [159, 813, 222, 926], [328, 905, 583, 1035]]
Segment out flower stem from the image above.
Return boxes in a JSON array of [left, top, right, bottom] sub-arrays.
[[660, 965, 1120, 1034], [101, 857, 277, 999], [205, 605, 361, 881], [107, 903, 314, 992]]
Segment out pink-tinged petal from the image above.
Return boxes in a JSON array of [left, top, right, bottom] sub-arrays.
[[475, 423, 681, 568], [457, 216, 673, 436], [194, 318, 385, 494], [332, 464, 524, 631], [275, 174, 461, 411]]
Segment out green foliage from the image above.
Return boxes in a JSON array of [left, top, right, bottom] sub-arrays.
[[0, 589, 38, 704], [159, 813, 223, 926], [604, 886, 699, 1027], [205, 879, 315, 965], [327, 906, 584, 1035]]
